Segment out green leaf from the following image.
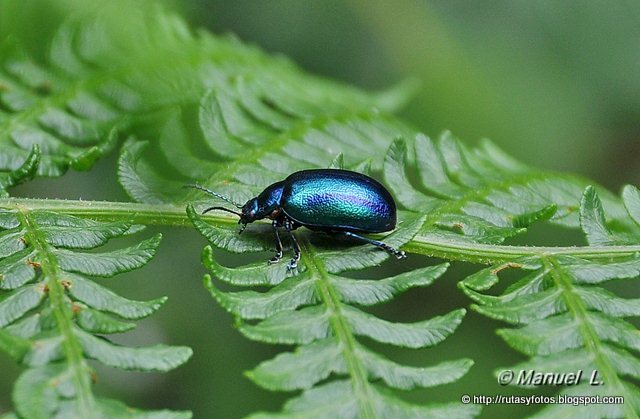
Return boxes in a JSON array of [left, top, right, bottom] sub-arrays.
[[249, 380, 480, 419], [117, 139, 176, 204], [120, 85, 412, 205], [622, 184, 640, 227], [206, 272, 317, 320], [580, 186, 617, 245], [202, 245, 289, 286], [359, 347, 474, 390], [328, 153, 345, 169], [384, 138, 438, 211], [77, 329, 192, 372], [462, 190, 640, 418], [0, 146, 40, 197], [39, 220, 133, 249], [0, 25, 131, 179], [0, 285, 46, 327], [344, 307, 466, 348], [13, 364, 192, 419], [4, 1, 640, 417], [239, 306, 330, 345], [67, 274, 166, 320], [196, 195, 472, 415], [388, 134, 634, 254], [0, 209, 191, 415], [331, 263, 448, 305], [247, 339, 343, 391], [188, 205, 269, 253], [75, 306, 136, 334], [54, 233, 161, 277], [10, 0, 400, 187], [0, 328, 30, 361]]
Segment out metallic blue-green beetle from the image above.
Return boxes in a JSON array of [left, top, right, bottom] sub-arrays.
[[188, 169, 405, 269]]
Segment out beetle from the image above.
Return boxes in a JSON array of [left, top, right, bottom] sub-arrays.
[[188, 169, 405, 270]]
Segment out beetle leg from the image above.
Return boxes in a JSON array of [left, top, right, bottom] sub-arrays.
[[339, 231, 406, 259], [269, 219, 284, 264], [284, 218, 301, 270]]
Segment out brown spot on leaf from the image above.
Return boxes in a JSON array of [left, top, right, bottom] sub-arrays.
[[27, 259, 41, 268], [490, 262, 523, 275]]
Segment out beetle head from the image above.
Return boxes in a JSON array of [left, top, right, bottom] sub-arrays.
[[186, 184, 249, 233], [238, 198, 261, 232]]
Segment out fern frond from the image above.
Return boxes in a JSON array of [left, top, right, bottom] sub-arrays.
[[459, 187, 640, 418], [0, 36, 124, 179], [2, 0, 406, 192], [109, 1, 414, 205], [5, 2, 640, 418], [118, 91, 412, 205], [385, 134, 637, 255], [0, 208, 192, 417], [188, 206, 478, 417]]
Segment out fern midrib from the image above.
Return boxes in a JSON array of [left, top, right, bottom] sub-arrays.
[[299, 235, 378, 419], [2, 198, 200, 226], [17, 206, 96, 414], [3, 198, 640, 262], [546, 256, 639, 419], [405, 236, 640, 262]]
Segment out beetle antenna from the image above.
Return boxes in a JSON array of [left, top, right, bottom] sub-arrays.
[[185, 184, 243, 208], [202, 206, 242, 217]]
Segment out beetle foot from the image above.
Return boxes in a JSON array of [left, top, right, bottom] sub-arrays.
[[380, 243, 406, 259], [287, 253, 300, 271], [395, 250, 407, 259], [268, 251, 283, 264]]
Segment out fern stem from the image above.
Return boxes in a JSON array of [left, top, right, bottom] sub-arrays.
[[299, 236, 378, 419], [1, 197, 234, 227], [17, 208, 96, 415], [3, 197, 640, 263], [405, 234, 640, 263], [545, 256, 639, 419]]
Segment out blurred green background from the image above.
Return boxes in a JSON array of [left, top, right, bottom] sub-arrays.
[[1, 0, 639, 417]]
